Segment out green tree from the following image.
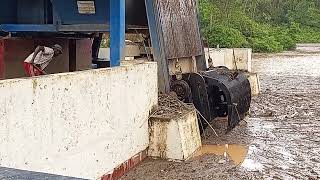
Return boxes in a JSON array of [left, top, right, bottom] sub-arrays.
[[198, 0, 320, 52]]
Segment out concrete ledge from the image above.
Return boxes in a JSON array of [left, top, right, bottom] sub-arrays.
[[0, 62, 158, 179]]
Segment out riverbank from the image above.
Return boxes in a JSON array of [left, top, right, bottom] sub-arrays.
[[121, 47, 320, 179]]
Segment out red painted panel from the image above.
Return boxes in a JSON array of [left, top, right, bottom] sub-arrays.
[[76, 39, 93, 71], [0, 39, 5, 79], [101, 149, 148, 180], [4, 38, 35, 79]]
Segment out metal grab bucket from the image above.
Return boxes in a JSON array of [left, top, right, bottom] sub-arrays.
[[202, 68, 251, 131], [174, 67, 251, 133]]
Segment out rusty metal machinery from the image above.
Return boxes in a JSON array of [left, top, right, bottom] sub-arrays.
[[92, 0, 252, 132], [146, 0, 252, 132], [170, 67, 251, 132]]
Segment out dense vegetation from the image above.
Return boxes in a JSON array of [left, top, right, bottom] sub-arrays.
[[199, 0, 320, 52]]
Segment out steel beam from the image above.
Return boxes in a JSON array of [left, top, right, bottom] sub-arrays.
[[0, 24, 110, 33], [0, 24, 57, 32], [110, 0, 125, 67], [144, 0, 170, 93]]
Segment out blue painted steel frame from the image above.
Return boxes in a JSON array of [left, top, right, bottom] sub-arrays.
[[110, 0, 125, 67], [0, 0, 125, 68], [0, 24, 56, 32], [145, 0, 170, 93], [0, 24, 110, 32]]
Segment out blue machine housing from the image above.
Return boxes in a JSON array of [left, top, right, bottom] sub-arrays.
[[0, 0, 148, 68], [0, 0, 147, 33]]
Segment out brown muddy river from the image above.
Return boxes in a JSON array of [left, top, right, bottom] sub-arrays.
[[122, 48, 320, 180]]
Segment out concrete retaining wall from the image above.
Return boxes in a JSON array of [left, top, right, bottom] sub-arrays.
[[205, 48, 252, 72], [0, 62, 158, 179]]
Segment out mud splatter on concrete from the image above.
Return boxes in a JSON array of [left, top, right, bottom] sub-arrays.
[[121, 48, 320, 180]]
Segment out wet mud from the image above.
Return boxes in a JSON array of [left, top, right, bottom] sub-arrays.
[[122, 49, 320, 180]]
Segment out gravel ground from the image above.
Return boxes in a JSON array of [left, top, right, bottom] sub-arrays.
[[122, 49, 320, 180]]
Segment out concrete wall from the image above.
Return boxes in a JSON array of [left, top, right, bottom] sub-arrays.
[[98, 46, 151, 61], [168, 57, 197, 76], [205, 48, 252, 72], [0, 62, 158, 179], [205, 48, 227, 68]]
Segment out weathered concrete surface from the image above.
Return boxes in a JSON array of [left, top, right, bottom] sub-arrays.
[[205, 48, 252, 72], [0, 62, 158, 179], [246, 72, 261, 96], [148, 108, 201, 160], [167, 57, 197, 76], [121, 48, 320, 180], [205, 48, 225, 68], [99, 46, 150, 61]]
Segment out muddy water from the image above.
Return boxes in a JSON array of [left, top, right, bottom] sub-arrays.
[[122, 48, 320, 180], [192, 144, 264, 173], [193, 145, 249, 165]]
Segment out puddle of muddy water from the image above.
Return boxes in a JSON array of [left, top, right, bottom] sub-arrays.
[[193, 144, 263, 171]]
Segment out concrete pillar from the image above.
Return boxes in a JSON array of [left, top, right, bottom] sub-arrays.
[[110, 0, 125, 67]]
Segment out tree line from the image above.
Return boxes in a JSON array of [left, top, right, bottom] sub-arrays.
[[199, 0, 320, 52]]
